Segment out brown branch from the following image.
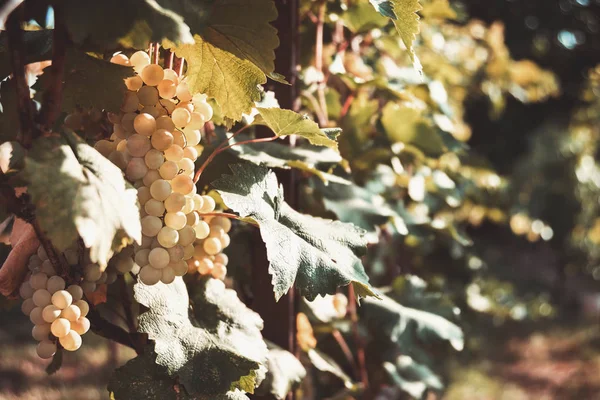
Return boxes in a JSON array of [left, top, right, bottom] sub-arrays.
[[38, 2, 68, 131], [6, 7, 36, 148], [166, 51, 174, 70], [331, 329, 361, 381], [153, 43, 160, 64], [314, 0, 328, 127], [348, 285, 369, 389]]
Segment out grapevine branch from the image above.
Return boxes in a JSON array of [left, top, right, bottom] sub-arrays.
[[87, 306, 144, 355], [348, 285, 369, 388], [38, 2, 68, 131], [314, 0, 328, 127], [6, 7, 36, 148]]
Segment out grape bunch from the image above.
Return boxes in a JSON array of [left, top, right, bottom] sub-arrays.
[[86, 50, 231, 285], [19, 244, 91, 359]]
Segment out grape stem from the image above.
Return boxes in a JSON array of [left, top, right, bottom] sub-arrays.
[[153, 43, 160, 64], [87, 305, 145, 355], [331, 328, 361, 382], [199, 212, 258, 226], [193, 128, 278, 183]]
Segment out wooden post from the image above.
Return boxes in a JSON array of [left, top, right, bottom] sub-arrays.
[[252, 1, 299, 399]]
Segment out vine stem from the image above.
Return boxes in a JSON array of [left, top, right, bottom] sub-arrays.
[[87, 305, 144, 355], [331, 329, 361, 381], [193, 133, 278, 183], [199, 212, 258, 226], [38, 2, 68, 132], [314, 0, 328, 127], [166, 51, 174, 70], [348, 285, 369, 389], [6, 7, 36, 148], [153, 43, 160, 64]]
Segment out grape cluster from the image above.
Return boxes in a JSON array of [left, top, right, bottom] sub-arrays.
[[89, 50, 231, 285], [19, 245, 91, 359]]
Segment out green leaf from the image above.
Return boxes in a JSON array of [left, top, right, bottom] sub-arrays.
[[381, 102, 445, 156], [339, 92, 378, 160], [369, 0, 423, 71], [165, 36, 265, 122], [256, 108, 340, 150], [257, 341, 306, 400], [108, 347, 194, 400], [307, 348, 355, 389], [212, 163, 377, 301], [360, 293, 464, 351], [33, 49, 132, 113], [133, 277, 267, 398], [164, 0, 284, 121], [23, 133, 141, 266], [343, 2, 389, 33], [420, 0, 456, 19], [0, 30, 53, 82], [0, 79, 19, 143], [383, 356, 443, 398], [62, 0, 193, 49]]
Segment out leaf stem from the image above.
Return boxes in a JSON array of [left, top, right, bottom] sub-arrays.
[[38, 2, 68, 132], [331, 329, 361, 381], [6, 7, 36, 148], [193, 133, 278, 183]]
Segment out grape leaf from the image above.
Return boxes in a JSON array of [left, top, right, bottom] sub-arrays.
[[133, 277, 267, 398], [255, 108, 340, 150], [369, 0, 422, 72], [342, 2, 389, 33], [60, 0, 194, 49], [257, 341, 306, 400], [381, 102, 445, 156], [165, 36, 266, 122], [360, 293, 464, 352], [420, 0, 456, 20], [162, 0, 284, 83], [0, 30, 53, 82], [0, 219, 39, 297], [212, 163, 377, 301], [23, 133, 141, 267], [108, 347, 193, 400], [163, 0, 284, 121], [33, 49, 132, 113], [383, 355, 443, 398]]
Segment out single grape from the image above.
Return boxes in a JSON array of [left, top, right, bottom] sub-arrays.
[[130, 50, 151, 73], [165, 192, 186, 212], [183, 128, 201, 147], [209, 225, 225, 238], [67, 285, 83, 302], [42, 304, 61, 323], [134, 248, 151, 266], [203, 237, 222, 255], [212, 216, 232, 233], [80, 280, 96, 294], [178, 158, 195, 176], [84, 264, 102, 282], [46, 276, 66, 294], [71, 317, 90, 335], [30, 307, 45, 325], [60, 330, 82, 351], [142, 105, 161, 118], [177, 226, 196, 247], [214, 253, 229, 266], [141, 64, 165, 86], [167, 245, 184, 261], [158, 79, 177, 99], [144, 149, 164, 169], [150, 179, 172, 201], [151, 129, 174, 151], [156, 116, 175, 131], [36, 340, 57, 359], [187, 112, 205, 130], [197, 258, 214, 275], [138, 86, 159, 106], [164, 145, 184, 162], [165, 211, 187, 230], [220, 233, 231, 248], [141, 215, 163, 237], [125, 75, 144, 91], [171, 174, 194, 195], [121, 91, 139, 113], [163, 68, 179, 83], [185, 212, 199, 227], [50, 318, 70, 338], [183, 244, 195, 260], [211, 263, 227, 280], [159, 160, 179, 180], [172, 130, 186, 147], [160, 99, 177, 113], [142, 169, 161, 187], [148, 248, 170, 269], [199, 195, 216, 213], [32, 323, 51, 341], [51, 290, 73, 310], [126, 157, 149, 181], [182, 196, 195, 214], [139, 265, 161, 285], [109, 151, 128, 170], [157, 227, 179, 248], [37, 246, 49, 261], [30, 272, 48, 290], [94, 139, 115, 157], [195, 101, 214, 121], [110, 53, 130, 66], [145, 198, 166, 217], [171, 260, 188, 276], [134, 113, 156, 136], [127, 134, 152, 158], [137, 186, 152, 206], [21, 298, 35, 315], [33, 289, 52, 307], [161, 267, 176, 284], [195, 221, 210, 239], [183, 146, 199, 161], [121, 112, 137, 132], [176, 82, 192, 102], [172, 108, 191, 127]]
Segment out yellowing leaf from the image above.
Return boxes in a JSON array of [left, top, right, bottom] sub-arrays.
[[255, 108, 340, 150], [165, 36, 265, 122], [420, 0, 456, 20], [164, 0, 284, 121], [391, 0, 423, 72]]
